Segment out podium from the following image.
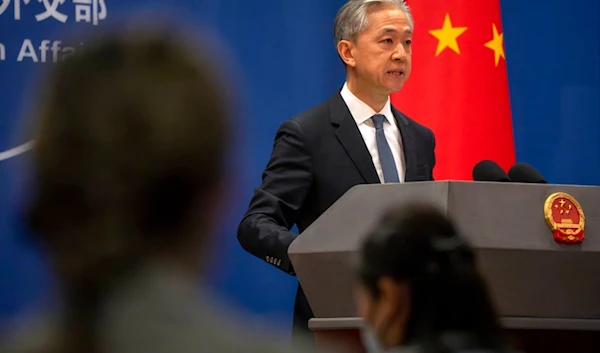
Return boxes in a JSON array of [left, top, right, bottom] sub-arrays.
[[288, 181, 600, 353]]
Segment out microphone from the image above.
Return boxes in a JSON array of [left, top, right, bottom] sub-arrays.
[[508, 163, 547, 183], [472, 160, 510, 182]]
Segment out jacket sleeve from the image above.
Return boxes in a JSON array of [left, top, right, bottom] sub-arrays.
[[237, 119, 313, 275]]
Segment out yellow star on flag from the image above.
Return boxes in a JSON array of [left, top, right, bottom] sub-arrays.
[[484, 23, 505, 66], [429, 13, 468, 56]]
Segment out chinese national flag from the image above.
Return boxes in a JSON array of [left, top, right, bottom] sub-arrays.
[[393, 0, 516, 180]]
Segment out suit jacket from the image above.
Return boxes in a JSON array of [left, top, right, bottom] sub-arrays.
[[237, 89, 436, 338]]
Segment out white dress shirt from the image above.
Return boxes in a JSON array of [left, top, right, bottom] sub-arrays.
[[340, 82, 405, 183]]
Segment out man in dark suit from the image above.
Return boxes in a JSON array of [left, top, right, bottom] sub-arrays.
[[237, 0, 435, 343]]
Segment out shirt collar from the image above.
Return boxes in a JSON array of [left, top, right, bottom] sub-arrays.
[[340, 82, 394, 126]]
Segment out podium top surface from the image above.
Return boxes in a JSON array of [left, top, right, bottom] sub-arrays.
[[288, 181, 600, 255]]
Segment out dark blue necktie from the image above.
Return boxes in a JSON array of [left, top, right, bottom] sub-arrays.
[[372, 114, 399, 183]]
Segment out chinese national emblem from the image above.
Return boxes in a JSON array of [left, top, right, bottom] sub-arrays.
[[544, 192, 585, 244]]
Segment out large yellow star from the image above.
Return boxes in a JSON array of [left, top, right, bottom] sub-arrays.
[[429, 13, 468, 56], [484, 23, 505, 66]]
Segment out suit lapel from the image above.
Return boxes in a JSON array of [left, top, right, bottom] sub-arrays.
[[392, 107, 418, 182], [329, 92, 381, 184]]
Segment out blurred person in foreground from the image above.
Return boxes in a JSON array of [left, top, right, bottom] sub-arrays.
[[355, 204, 521, 353], [0, 26, 316, 353]]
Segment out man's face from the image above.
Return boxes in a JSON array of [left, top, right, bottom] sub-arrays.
[[348, 5, 412, 95]]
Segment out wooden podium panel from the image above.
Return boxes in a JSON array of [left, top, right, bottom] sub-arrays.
[[504, 329, 598, 353], [314, 329, 364, 353], [313, 328, 599, 353], [311, 318, 600, 353], [293, 182, 600, 353], [290, 183, 600, 326]]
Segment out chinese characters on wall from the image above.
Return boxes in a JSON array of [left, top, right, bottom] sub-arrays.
[[0, 0, 107, 25]]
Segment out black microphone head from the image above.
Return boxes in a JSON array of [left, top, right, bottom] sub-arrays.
[[508, 163, 547, 183], [472, 160, 510, 182]]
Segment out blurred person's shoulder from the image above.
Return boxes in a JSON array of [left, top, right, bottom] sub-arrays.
[[0, 311, 317, 353], [0, 265, 320, 353], [104, 290, 318, 353], [390, 345, 524, 353], [0, 309, 60, 353], [0, 312, 317, 353], [101, 265, 317, 353]]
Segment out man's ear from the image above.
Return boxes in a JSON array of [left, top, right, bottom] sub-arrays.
[[337, 40, 357, 68]]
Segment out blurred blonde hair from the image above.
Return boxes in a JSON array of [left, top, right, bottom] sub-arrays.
[[26, 25, 229, 353]]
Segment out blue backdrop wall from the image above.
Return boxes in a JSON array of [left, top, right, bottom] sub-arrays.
[[1, 0, 599, 337]]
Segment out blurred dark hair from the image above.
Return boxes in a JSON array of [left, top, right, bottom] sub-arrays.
[[358, 203, 507, 352], [25, 25, 228, 353]]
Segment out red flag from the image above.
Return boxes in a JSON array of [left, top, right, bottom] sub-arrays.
[[393, 0, 516, 180]]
